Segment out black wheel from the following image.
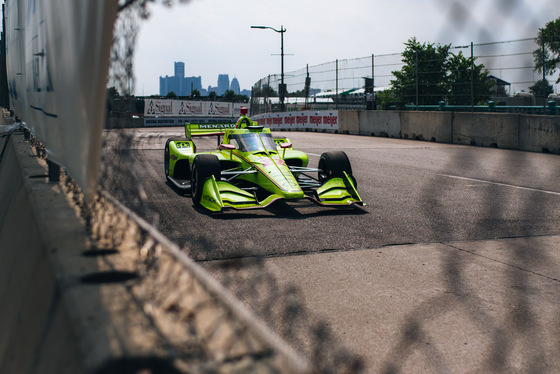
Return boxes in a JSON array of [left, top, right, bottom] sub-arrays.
[[318, 151, 354, 185], [164, 139, 171, 179], [191, 154, 221, 206]]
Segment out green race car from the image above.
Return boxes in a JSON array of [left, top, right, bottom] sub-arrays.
[[164, 109, 364, 212]]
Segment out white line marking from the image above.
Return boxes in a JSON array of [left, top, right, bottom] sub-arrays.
[[307, 153, 321, 157], [437, 173, 560, 197]]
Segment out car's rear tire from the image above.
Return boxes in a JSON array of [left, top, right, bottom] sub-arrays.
[[318, 151, 355, 186], [191, 154, 221, 207]]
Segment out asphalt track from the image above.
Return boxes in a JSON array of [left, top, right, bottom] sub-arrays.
[[106, 128, 560, 260], [105, 128, 560, 372]]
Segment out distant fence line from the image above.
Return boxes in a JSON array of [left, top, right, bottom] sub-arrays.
[[250, 37, 559, 115]]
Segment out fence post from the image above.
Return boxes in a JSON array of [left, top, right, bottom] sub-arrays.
[[415, 50, 419, 110], [542, 39, 547, 111], [336, 59, 338, 110], [372, 54, 375, 92], [470, 42, 474, 112]]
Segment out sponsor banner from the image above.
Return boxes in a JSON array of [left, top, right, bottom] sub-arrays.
[[144, 99, 248, 118], [5, 0, 118, 199], [252, 111, 339, 131]]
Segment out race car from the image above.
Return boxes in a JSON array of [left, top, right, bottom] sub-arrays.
[[163, 108, 363, 212]]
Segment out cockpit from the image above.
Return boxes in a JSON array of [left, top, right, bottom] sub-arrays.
[[228, 132, 278, 153]]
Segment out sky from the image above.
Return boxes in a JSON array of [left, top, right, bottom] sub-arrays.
[[133, 0, 559, 96]]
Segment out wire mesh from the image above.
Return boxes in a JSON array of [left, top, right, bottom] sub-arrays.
[[251, 33, 559, 114]]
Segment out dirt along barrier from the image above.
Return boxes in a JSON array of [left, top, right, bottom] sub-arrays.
[[0, 131, 310, 374]]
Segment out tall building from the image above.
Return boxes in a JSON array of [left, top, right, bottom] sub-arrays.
[[217, 74, 230, 96], [159, 61, 202, 96], [230, 77, 240, 94], [174, 62, 185, 79]]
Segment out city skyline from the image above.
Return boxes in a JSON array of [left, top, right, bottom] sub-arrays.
[[159, 61, 250, 97]]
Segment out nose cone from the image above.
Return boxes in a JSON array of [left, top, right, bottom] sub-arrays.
[[282, 189, 305, 200], [258, 156, 304, 199], [271, 170, 304, 200]]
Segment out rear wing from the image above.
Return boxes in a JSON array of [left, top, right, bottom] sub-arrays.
[[185, 123, 237, 140]]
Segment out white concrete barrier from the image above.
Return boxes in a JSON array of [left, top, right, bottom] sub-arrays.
[[518, 114, 560, 153], [401, 111, 453, 143], [263, 109, 560, 154], [453, 112, 519, 149], [358, 111, 401, 138]]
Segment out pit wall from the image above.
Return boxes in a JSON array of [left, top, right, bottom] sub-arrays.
[[339, 110, 560, 154]]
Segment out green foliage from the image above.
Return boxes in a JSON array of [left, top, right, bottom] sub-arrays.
[[533, 18, 560, 83], [208, 91, 217, 100], [529, 79, 553, 98], [447, 51, 493, 105], [375, 89, 398, 109], [391, 37, 492, 105], [259, 85, 277, 97], [166, 91, 177, 98], [106, 86, 120, 112], [223, 89, 249, 103], [391, 38, 450, 105], [191, 89, 201, 98], [224, 89, 237, 102], [237, 94, 250, 103], [106, 86, 120, 100]]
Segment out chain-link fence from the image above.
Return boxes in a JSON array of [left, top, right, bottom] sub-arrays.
[[250, 36, 559, 115]]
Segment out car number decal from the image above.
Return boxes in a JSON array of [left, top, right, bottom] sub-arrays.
[[175, 142, 191, 149]]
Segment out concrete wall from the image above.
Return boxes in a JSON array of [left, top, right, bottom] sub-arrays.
[[357, 111, 401, 138], [518, 115, 560, 153], [453, 112, 519, 149], [0, 136, 84, 374], [401, 111, 453, 143], [335, 110, 560, 154], [338, 110, 359, 134]]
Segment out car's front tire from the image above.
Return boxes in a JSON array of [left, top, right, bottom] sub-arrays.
[[318, 151, 355, 186], [164, 139, 171, 180], [191, 154, 221, 207]]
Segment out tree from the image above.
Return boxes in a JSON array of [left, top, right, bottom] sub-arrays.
[[533, 18, 560, 83], [261, 85, 277, 97], [208, 91, 217, 101], [224, 89, 237, 102], [391, 38, 450, 105], [191, 89, 201, 98], [391, 37, 493, 106], [106, 86, 120, 100], [447, 51, 493, 105], [375, 89, 398, 110], [166, 91, 177, 98], [529, 79, 553, 98], [106, 86, 120, 113]]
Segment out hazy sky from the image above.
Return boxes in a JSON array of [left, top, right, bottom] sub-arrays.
[[132, 0, 559, 96]]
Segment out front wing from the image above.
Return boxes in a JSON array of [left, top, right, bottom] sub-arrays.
[[197, 171, 364, 212]]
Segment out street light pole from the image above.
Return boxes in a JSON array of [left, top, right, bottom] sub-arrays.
[[251, 25, 286, 112]]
